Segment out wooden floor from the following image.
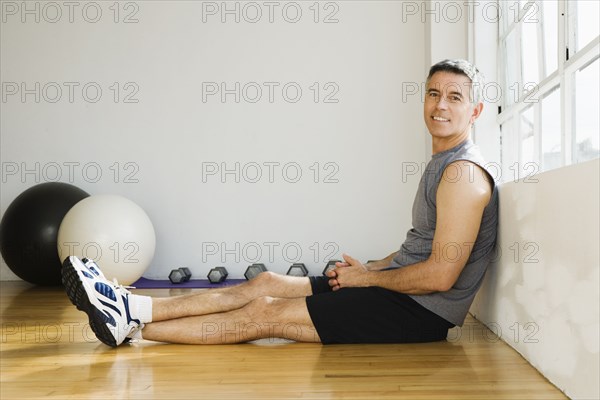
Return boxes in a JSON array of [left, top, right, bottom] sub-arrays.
[[1, 282, 566, 399]]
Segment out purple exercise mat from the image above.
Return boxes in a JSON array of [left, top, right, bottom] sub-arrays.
[[132, 277, 246, 289]]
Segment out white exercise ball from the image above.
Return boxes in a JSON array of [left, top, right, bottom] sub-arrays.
[[57, 194, 156, 285]]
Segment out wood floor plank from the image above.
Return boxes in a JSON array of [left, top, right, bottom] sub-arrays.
[[1, 282, 566, 399]]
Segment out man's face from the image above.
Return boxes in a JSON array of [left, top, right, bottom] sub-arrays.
[[423, 71, 481, 141]]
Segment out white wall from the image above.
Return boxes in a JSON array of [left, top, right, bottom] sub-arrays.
[[422, 0, 468, 159], [471, 159, 600, 400], [1, 1, 427, 279]]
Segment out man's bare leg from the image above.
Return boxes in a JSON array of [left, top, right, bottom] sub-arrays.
[[142, 297, 320, 344], [151, 272, 313, 322]]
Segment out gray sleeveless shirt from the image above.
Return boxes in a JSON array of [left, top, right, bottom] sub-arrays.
[[389, 139, 498, 326]]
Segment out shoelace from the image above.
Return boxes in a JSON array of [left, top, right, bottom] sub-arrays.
[[111, 278, 135, 295]]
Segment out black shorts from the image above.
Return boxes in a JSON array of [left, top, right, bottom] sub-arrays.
[[305, 276, 454, 344]]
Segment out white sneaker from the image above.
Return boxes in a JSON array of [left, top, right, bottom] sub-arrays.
[[61, 256, 142, 347]]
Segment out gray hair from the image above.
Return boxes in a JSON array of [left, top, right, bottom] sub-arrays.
[[426, 59, 484, 104]]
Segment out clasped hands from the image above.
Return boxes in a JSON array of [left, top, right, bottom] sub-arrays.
[[326, 253, 371, 291]]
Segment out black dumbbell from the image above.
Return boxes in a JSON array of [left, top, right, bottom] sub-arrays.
[[207, 267, 228, 284], [286, 263, 308, 277], [244, 263, 267, 280], [322, 260, 341, 276], [169, 267, 192, 284]]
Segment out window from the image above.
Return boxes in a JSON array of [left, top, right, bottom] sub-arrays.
[[574, 58, 600, 163], [573, 1, 599, 52], [541, 0, 558, 77], [498, 0, 599, 180], [540, 87, 561, 170], [520, 106, 535, 166]]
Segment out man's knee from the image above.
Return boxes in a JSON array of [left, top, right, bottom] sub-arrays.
[[246, 296, 308, 321], [245, 296, 277, 320], [247, 271, 282, 290], [245, 271, 312, 300], [243, 296, 318, 341], [249, 270, 272, 285]]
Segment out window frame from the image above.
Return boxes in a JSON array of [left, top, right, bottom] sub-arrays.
[[497, 0, 600, 181]]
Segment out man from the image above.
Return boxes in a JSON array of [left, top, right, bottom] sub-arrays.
[[62, 59, 498, 347]]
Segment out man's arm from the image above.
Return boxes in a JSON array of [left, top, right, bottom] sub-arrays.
[[329, 161, 493, 294], [364, 252, 398, 271]]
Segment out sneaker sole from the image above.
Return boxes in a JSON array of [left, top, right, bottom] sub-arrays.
[[61, 257, 118, 348]]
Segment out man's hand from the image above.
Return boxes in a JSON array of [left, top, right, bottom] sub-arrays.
[[326, 254, 371, 291]]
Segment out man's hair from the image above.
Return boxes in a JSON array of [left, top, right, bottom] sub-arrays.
[[426, 59, 484, 104]]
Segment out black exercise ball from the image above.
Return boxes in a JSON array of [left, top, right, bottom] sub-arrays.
[[0, 182, 89, 286]]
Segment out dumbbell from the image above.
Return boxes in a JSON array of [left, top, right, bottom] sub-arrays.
[[207, 267, 228, 284], [322, 260, 341, 276], [244, 263, 267, 280], [286, 263, 308, 277], [169, 267, 192, 284]]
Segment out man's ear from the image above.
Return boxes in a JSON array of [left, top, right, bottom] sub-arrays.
[[470, 102, 484, 124]]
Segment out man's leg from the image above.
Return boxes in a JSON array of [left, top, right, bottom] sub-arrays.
[[142, 296, 320, 344], [62, 256, 315, 347], [151, 272, 313, 321]]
